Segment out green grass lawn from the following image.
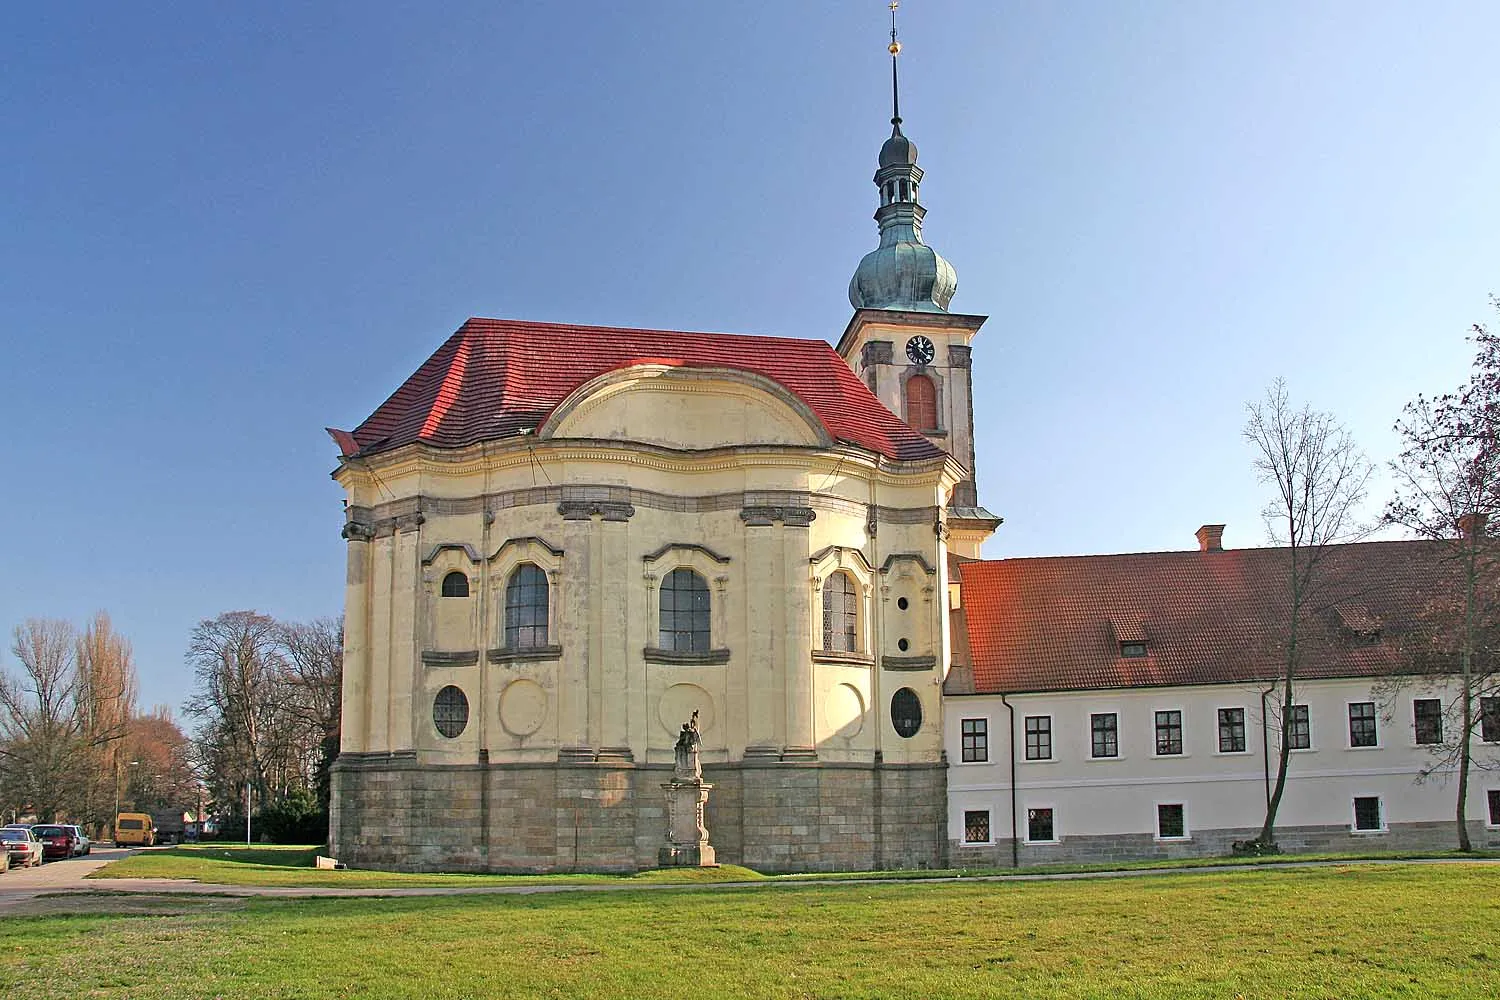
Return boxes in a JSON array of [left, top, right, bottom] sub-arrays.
[[87, 841, 1498, 890], [89, 844, 765, 888], [8, 864, 1500, 998]]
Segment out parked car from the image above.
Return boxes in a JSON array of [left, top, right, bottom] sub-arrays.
[[0, 827, 44, 868], [64, 825, 91, 856], [30, 824, 78, 862]]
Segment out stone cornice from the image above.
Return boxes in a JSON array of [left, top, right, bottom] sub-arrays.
[[740, 505, 815, 528], [642, 647, 732, 665], [881, 654, 938, 671]]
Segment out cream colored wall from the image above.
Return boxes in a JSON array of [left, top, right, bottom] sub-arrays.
[[337, 370, 964, 771], [946, 678, 1500, 844]]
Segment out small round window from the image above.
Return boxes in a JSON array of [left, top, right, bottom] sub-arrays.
[[897, 597, 909, 611], [891, 688, 922, 738], [433, 685, 469, 738]]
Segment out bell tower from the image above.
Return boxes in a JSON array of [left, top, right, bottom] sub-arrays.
[[837, 2, 999, 556]]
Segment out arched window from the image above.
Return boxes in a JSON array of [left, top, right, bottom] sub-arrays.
[[822, 572, 858, 652], [891, 688, 922, 739], [433, 685, 469, 739], [440, 571, 469, 598], [660, 568, 711, 652], [504, 564, 549, 648], [906, 374, 937, 431]]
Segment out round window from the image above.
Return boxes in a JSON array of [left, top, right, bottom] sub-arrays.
[[897, 638, 910, 652], [897, 597, 909, 611], [433, 685, 469, 739], [891, 687, 922, 738]]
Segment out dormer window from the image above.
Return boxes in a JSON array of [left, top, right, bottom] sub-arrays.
[[1120, 641, 1147, 658]]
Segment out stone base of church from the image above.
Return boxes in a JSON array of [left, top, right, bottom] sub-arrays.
[[947, 819, 1499, 868], [329, 752, 947, 874]]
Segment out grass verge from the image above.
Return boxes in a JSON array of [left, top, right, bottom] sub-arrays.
[[10, 864, 1500, 998], [88, 844, 765, 888], [87, 842, 1499, 890]]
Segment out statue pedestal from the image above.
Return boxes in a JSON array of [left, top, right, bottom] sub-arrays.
[[658, 778, 716, 867]]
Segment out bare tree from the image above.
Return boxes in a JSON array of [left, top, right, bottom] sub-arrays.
[[75, 612, 137, 833], [277, 618, 343, 812], [1243, 379, 1373, 850], [183, 611, 288, 810], [0, 620, 86, 821], [1385, 307, 1500, 850]]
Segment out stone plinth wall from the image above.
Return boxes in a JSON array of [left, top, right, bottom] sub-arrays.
[[330, 753, 947, 873], [948, 820, 1499, 869]]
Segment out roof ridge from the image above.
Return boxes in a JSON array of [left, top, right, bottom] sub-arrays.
[[968, 537, 1440, 566]]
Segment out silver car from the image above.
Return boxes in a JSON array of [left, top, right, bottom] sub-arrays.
[[0, 826, 44, 868], [63, 824, 91, 856]]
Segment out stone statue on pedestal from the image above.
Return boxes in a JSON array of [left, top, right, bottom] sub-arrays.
[[659, 711, 716, 867]]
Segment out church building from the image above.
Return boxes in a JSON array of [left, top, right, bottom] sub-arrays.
[[327, 24, 1498, 872]]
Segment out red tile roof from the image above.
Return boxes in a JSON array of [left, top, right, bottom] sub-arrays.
[[958, 540, 1458, 694], [343, 317, 944, 463]]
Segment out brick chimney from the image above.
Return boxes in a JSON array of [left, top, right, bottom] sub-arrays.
[[1196, 524, 1226, 552], [1458, 513, 1488, 541]]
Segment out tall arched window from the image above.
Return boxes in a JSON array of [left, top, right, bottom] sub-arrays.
[[906, 374, 937, 431], [822, 572, 858, 652], [504, 564, 549, 648], [440, 571, 469, 598], [660, 568, 710, 652]]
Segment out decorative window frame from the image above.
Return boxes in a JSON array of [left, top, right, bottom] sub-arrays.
[[1350, 794, 1387, 834], [810, 545, 874, 662], [1022, 714, 1054, 763], [1215, 706, 1250, 755], [1023, 803, 1059, 845], [1346, 700, 1381, 750], [899, 366, 946, 435], [487, 536, 564, 662], [958, 715, 990, 764], [1152, 707, 1187, 758], [421, 543, 482, 657], [1154, 801, 1190, 842], [961, 808, 994, 846], [642, 542, 731, 664], [1088, 710, 1121, 761]]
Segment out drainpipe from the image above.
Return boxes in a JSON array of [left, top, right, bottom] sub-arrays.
[[1000, 693, 1018, 868], [1260, 685, 1276, 809]]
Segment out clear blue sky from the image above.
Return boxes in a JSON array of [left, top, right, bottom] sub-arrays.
[[4, 2, 1498, 710]]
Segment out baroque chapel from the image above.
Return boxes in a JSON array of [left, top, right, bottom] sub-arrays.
[[326, 23, 996, 872]]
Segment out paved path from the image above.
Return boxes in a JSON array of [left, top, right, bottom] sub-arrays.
[[4, 851, 1498, 914]]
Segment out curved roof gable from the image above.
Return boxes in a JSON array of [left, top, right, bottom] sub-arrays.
[[346, 317, 944, 462]]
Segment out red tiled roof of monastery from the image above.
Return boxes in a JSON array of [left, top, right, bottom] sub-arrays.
[[344, 317, 944, 462], [958, 539, 1458, 694]]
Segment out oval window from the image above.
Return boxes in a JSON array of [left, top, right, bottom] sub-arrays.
[[433, 685, 470, 739], [891, 688, 922, 739]]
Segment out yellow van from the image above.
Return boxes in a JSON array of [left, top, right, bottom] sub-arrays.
[[114, 813, 156, 847]]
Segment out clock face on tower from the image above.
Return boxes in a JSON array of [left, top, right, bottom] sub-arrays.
[[905, 335, 935, 366]]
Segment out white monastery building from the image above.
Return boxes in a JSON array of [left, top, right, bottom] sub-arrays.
[[326, 25, 1500, 872]]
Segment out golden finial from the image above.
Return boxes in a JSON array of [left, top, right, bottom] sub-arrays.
[[889, 1, 902, 55]]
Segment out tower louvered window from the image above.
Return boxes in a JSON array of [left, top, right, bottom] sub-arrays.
[[905, 374, 937, 431]]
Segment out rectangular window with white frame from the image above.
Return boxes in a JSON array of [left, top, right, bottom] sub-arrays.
[[1156, 803, 1187, 840], [1414, 698, 1443, 745], [1488, 789, 1500, 827], [1480, 697, 1500, 744], [1217, 707, 1246, 753], [1154, 710, 1183, 755], [1024, 715, 1052, 761], [1348, 702, 1378, 748], [963, 809, 991, 844], [1091, 712, 1119, 758], [1026, 807, 1056, 843], [1352, 796, 1384, 833], [960, 718, 988, 763], [1286, 704, 1311, 750]]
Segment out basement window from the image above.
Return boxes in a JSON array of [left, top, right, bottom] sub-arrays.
[[1119, 642, 1147, 658], [1352, 796, 1384, 833]]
